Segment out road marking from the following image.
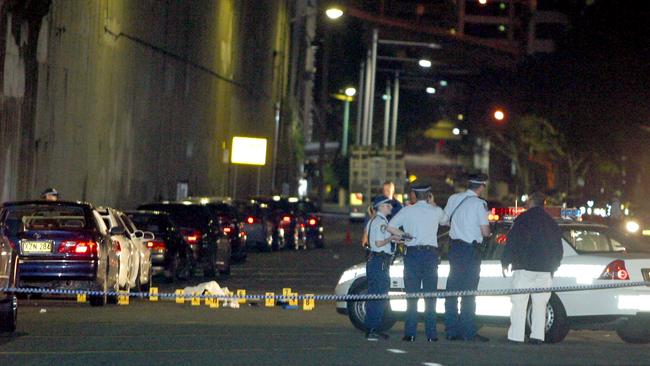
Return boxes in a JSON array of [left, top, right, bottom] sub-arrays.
[[386, 349, 407, 354], [422, 363, 444, 366]]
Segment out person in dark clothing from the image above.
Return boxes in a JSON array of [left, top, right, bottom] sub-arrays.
[[501, 192, 563, 344]]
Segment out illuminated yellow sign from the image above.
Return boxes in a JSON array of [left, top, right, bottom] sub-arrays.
[[231, 137, 267, 165]]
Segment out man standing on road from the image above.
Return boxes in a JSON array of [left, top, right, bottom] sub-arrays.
[[387, 182, 445, 342], [501, 192, 563, 345], [361, 181, 403, 247], [443, 173, 491, 342]]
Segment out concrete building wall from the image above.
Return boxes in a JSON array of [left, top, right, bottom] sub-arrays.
[[1, 0, 290, 207]]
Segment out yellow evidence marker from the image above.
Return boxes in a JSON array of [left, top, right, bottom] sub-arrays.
[[282, 288, 292, 303], [76, 293, 87, 303], [191, 292, 201, 306], [289, 292, 299, 307], [265, 292, 275, 307], [236, 289, 246, 304], [303, 294, 315, 311], [175, 289, 185, 304], [118, 291, 130, 305], [149, 287, 158, 302]]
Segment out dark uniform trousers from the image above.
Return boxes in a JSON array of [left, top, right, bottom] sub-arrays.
[[404, 246, 439, 338], [365, 252, 391, 330], [444, 239, 481, 339]]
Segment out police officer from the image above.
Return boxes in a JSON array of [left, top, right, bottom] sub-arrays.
[[443, 173, 491, 342], [387, 182, 445, 342], [41, 188, 59, 201], [364, 195, 400, 341], [361, 181, 403, 248]]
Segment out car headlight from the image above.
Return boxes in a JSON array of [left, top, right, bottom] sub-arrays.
[[338, 268, 363, 285], [625, 220, 640, 233]]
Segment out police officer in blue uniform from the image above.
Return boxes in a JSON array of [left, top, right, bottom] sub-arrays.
[[387, 182, 446, 342], [443, 173, 491, 342], [364, 195, 400, 341]]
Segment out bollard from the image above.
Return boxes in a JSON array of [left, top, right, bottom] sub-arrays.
[[236, 289, 247, 304], [76, 293, 87, 303], [175, 289, 185, 304], [303, 294, 315, 311], [149, 287, 158, 302], [265, 292, 275, 307]]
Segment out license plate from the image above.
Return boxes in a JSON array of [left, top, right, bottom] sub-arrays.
[[21, 241, 52, 254]]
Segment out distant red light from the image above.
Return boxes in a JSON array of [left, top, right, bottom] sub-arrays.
[[246, 216, 255, 224], [282, 216, 291, 223], [308, 218, 317, 226]]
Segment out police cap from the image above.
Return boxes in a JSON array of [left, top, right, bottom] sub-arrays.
[[410, 181, 432, 192], [468, 173, 488, 185], [41, 187, 59, 197], [372, 195, 391, 208]]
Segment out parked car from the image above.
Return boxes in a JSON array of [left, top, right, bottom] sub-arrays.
[[97, 207, 137, 290], [126, 210, 194, 282], [251, 196, 292, 251], [233, 199, 275, 252], [286, 198, 324, 249], [192, 199, 247, 261], [335, 215, 650, 344], [0, 201, 121, 306], [0, 234, 18, 332], [138, 202, 231, 276], [116, 212, 154, 292]]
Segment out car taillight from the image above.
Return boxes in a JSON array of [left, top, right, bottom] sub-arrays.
[[182, 230, 202, 245], [113, 240, 121, 254], [282, 216, 291, 223], [147, 240, 166, 251], [599, 260, 629, 280], [308, 218, 317, 226], [59, 240, 97, 255], [246, 216, 255, 224], [223, 227, 232, 235], [495, 234, 507, 245]]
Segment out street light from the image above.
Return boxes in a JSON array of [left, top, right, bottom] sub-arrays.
[[325, 7, 344, 20], [341, 87, 356, 157], [493, 109, 505, 121], [426, 87, 436, 94], [345, 87, 357, 97], [418, 59, 432, 68]]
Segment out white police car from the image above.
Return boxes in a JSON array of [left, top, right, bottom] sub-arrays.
[[335, 208, 650, 343]]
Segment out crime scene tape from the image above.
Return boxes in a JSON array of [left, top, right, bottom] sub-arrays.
[[1, 280, 650, 302]]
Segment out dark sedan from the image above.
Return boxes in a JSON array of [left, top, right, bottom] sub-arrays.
[[138, 202, 231, 276], [0, 201, 121, 306], [126, 210, 194, 281]]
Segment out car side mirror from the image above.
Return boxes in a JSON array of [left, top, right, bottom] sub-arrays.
[[109, 226, 126, 236], [134, 230, 144, 238], [143, 231, 155, 240]]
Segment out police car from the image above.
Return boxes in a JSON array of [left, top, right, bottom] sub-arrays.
[[335, 208, 650, 343]]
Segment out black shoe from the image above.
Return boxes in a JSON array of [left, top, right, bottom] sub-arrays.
[[366, 329, 379, 341], [446, 335, 462, 341], [465, 334, 490, 342], [427, 337, 438, 342], [528, 338, 543, 345], [402, 336, 415, 342], [506, 339, 524, 345]]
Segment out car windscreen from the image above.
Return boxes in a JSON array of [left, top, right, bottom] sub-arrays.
[[128, 213, 171, 233], [2, 205, 88, 234], [205, 203, 235, 217]]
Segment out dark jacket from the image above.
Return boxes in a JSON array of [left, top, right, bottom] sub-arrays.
[[501, 206, 563, 272]]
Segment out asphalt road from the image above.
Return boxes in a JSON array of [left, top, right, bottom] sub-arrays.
[[1, 215, 649, 365]]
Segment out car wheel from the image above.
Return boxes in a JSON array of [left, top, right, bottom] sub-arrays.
[[216, 237, 231, 276], [0, 296, 17, 332], [346, 279, 396, 332], [139, 267, 152, 293], [526, 293, 569, 343], [616, 320, 650, 344], [90, 268, 108, 307]]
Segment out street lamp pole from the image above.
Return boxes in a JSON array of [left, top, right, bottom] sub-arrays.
[[343, 99, 351, 157], [355, 62, 365, 146], [390, 71, 400, 147], [383, 79, 391, 147]]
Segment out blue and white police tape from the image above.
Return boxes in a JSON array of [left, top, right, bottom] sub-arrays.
[[1, 280, 650, 302]]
